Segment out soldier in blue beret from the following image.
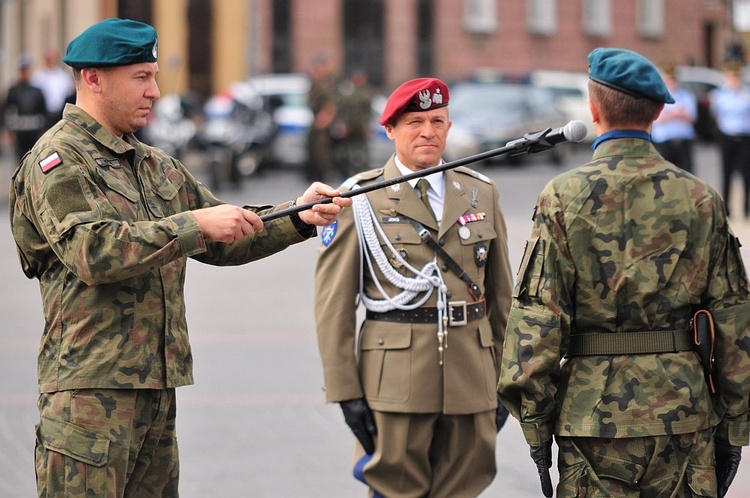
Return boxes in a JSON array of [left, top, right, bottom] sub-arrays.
[[11, 17, 351, 497], [499, 47, 750, 497]]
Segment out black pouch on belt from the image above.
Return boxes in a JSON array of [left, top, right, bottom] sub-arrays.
[[692, 309, 719, 395]]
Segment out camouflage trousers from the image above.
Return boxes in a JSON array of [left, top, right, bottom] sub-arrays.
[[35, 389, 179, 498], [556, 429, 716, 497]]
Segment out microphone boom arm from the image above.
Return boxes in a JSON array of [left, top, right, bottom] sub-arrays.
[[259, 122, 581, 222]]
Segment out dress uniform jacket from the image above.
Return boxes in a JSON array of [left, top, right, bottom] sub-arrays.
[[498, 137, 750, 448], [10, 104, 313, 393], [315, 156, 513, 414]]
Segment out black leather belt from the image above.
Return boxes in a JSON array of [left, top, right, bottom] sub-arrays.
[[366, 300, 485, 326]]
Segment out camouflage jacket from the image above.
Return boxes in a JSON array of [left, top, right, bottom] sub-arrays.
[[498, 138, 750, 447], [10, 104, 312, 393]]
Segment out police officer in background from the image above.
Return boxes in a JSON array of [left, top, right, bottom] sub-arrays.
[[10, 18, 349, 497], [710, 60, 750, 218], [651, 64, 698, 173], [498, 47, 750, 498], [315, 78, 513, 497]]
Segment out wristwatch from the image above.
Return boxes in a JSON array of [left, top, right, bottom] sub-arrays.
[[288, 198, 316, 236]]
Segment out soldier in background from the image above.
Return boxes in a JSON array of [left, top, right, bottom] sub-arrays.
[[10, 19, 349, 497], [498, 48, 750, 498], [331, 68, 375, 179], [2, 54, 47, 162], [305, 54, 340, 182]]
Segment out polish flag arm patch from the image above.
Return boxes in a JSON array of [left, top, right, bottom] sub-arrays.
[[39, 152, 63, 173]]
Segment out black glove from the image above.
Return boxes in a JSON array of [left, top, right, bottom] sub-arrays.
[[495, 399, 509, 433], [339, 398, 378, 455], [716, 436, 742, 498], [529, 439, 554, 498]]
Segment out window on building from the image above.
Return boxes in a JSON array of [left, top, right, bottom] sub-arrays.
[[272, 0, 292, 74], [527, 0, 556, 36], [464, 0, 498, 35], [637, 0, 664, 38], [582, 0, 611, 37], [344, 0, 384, 86], [418, 0, 434, 76]]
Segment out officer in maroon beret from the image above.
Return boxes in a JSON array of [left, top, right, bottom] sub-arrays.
[[315, 77, 513, 496]]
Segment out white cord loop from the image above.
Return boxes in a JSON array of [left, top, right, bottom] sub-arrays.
[[352, 190, 449, 363]]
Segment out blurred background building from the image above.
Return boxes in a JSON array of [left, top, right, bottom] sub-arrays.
[[0, 0, 744, 100]]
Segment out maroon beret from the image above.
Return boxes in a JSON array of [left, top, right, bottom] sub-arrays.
[[379, 77, 450, 125]]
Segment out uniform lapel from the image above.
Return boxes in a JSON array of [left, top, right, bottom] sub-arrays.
[[384, 159, 439, 230], [439, 169, 472, 239]]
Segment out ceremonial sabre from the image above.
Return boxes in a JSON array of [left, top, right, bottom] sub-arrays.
[[260, 120, 588, 222]]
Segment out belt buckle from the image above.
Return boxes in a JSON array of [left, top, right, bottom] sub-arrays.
[[448, 301, 468, 327]]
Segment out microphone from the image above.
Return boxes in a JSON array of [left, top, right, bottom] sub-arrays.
[[506, 120, 588, 148], [543, 120, 589, 145]]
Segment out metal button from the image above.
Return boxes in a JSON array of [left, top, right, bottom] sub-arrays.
[[378, 339, 385, 345]]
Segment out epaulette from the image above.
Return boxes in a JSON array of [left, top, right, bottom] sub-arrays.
[[454, 166, 491, 184], [341, 168, 384, 190]]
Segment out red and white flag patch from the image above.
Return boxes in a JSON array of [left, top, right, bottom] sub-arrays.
[[39, 152, 62, 173]]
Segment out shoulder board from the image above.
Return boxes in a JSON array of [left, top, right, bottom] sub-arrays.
[[454, 166, 491, 184], [341, 168, 384, 190]]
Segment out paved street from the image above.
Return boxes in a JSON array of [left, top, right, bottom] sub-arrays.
[[2, 141, 750, 497]]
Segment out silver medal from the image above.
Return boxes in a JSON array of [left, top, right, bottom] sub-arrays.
[[459, 225, 470, 240]]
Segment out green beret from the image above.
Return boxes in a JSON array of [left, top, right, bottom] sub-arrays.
[[588, 47, 675, 104], [63, 18, 157, 69]]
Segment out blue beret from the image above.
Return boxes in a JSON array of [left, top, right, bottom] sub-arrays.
[[63, 18, 157, 69], [588, 48, 674, 104]]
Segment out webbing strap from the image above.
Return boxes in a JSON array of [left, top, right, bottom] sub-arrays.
[[409, 220, 482, 299], [565, 329, 693, 357]]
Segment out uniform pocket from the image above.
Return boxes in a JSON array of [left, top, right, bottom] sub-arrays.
[[36, 416, 112, 496], [685, 464, 717, 497], [359, 324, 412, 403]]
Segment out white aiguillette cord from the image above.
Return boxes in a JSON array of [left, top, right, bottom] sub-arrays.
[[352, 192, 449, 364]]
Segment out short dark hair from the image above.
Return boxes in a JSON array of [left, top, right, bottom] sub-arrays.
[[588, 80, 662, 128]]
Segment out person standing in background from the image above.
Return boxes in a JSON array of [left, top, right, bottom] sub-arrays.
[[31, 48, 76, 127], [652, 64, 698, 173], [2, 54, 47, 162], [306, 54, 340, 182], [331, 68, 375, 179], [710, 60, 750, 218]]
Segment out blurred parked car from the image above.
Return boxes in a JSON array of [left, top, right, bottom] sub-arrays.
[[198, 82, 277, 189], [242, 73, 313, 167], [676, 65, 724, 141], [143, 92, 202, 160], [530, 70, 596, 142], [444, 80, 569, 166]]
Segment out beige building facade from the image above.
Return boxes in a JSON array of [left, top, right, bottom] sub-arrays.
[[0, 0, 741, 100]]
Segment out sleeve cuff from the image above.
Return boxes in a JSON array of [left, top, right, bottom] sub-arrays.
[[172, 212, 206, 257], [520, 421, 553, 447]]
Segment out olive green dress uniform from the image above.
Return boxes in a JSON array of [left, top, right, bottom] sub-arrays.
[[315, 157, 513, 496], [498, 134, 750, 495]]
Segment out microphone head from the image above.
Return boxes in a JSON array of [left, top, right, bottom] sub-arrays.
[[562, 120, 588, 143]]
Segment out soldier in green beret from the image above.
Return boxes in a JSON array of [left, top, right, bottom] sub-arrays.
[[10, 18, 350, 497], [498, 47, 750, 497]]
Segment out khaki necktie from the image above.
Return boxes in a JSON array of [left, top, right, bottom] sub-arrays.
[[416, 179, 436, 220]]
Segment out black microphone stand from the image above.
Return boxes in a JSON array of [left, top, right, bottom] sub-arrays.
[[260, 126, 563, 222]]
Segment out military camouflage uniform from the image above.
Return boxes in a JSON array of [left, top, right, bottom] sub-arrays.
[[498, 137, 750, 496], [10, 104, 314, 497]]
